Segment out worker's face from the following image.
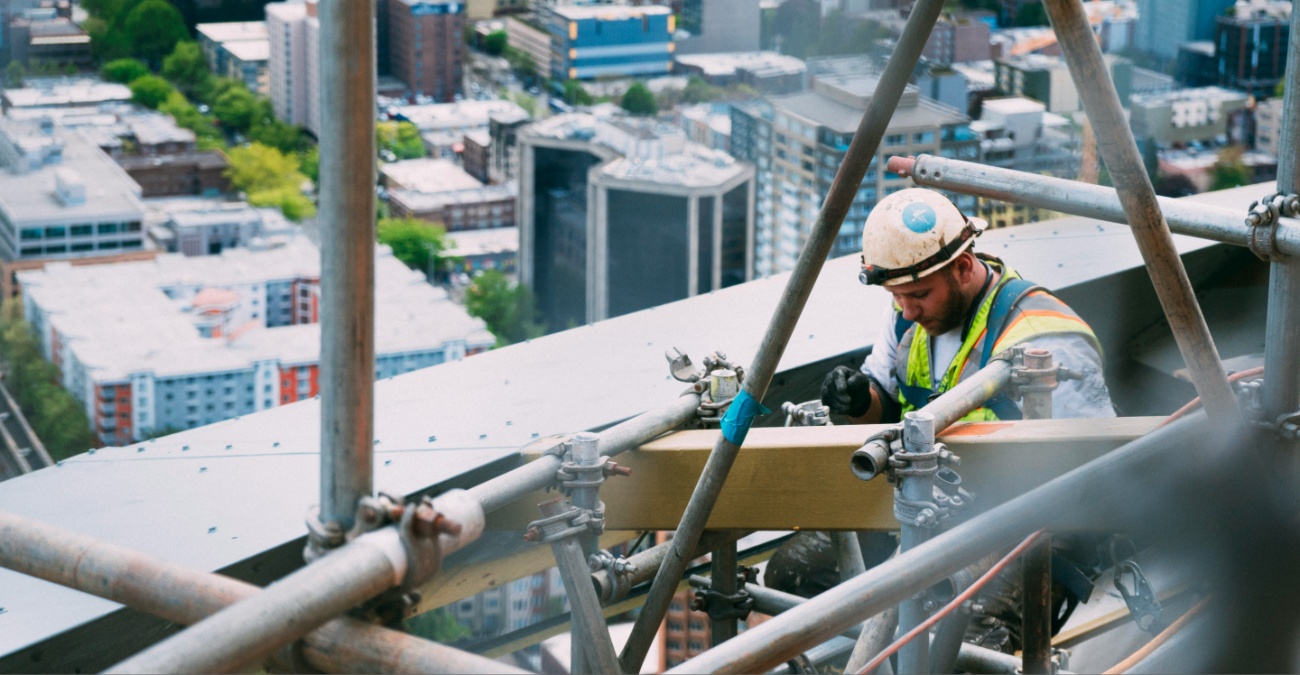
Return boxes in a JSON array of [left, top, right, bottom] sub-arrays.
[[888, 264, 968, 336]]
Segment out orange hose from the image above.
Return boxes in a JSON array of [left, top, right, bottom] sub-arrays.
[[1158, 367, 1264, 428], [855, 530, 1046, 675], [1102, 595, 1213, 674]]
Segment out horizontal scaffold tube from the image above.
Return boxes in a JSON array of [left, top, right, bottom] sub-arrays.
[[468, 393, 702, 514], [0, 512, 525, 675], [889, 155, 1300, 257], [666, 413, 1229, 674]]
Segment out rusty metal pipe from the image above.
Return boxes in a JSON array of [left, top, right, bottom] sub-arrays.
[[0, 512, 522, 675], [1043, 0, 1238, 424]]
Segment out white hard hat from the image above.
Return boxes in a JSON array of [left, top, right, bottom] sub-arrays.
[[859, 188, 986, 286]]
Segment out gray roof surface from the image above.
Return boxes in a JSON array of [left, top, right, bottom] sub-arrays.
[[774, 88, 966, 134], [0, 182, 1276, 657]]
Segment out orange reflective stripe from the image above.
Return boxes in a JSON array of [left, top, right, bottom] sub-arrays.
[[995, 310, 1090, 347]]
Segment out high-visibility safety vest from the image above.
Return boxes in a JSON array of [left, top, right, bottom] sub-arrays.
[[892, 261, 1100, 421]]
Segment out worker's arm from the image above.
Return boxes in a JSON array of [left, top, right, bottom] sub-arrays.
[[824, 304, 904, 424]]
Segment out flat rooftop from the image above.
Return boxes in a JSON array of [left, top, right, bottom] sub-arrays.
[[2, 79, 132, 109], [1131, 86, 1249, 108], [117, 151, 227, 172], [17, 239, 494, 383], [550, 4, 671, 20], [0, 118, 144, 226], [982, 96, 1047, 116], [389, 183, 517, 213], [224, 39, 270, 63], [195, 21, 268, 44], [674, 51, 807, 77], [380, 158, 485, 193], [446, 226, 519, 257], [773, 78, 966, 134], [392, 100, 529, 131]]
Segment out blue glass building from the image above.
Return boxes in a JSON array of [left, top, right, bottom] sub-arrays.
[[547, 5, 675, 80]]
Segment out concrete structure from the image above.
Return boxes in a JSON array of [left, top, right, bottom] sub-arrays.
[[994, 54, 1133, 114], [266, 1, 320, 136], [1213, 0, 1292, 97], [678, 103, 731, 153], [673, 51, 807, 94], [1176, 41, 1219, 88], [520, 113, 755, 330], [5, 15, 90, 69], [1129, 86, 1249, 146], [971, 97, 1080, 229], [1254, 96, 1284, 156], [1135, 0, 1234, 62], [1159, 147, 1278, 193], [489, 107, 531, 185], [674, 0, 761, 55], [923, 12, 994, 66], [117, 152, 230, 198], [462, 129, 491, 183], [547, 5, 675, 81], [731, 74, 978, 276], [0, 116, 148, 294], [196, 21, 271, 96], [446, 226, 518, 275], [1, 78, 131, 113], [147, 202, 301, 257], [18, 239, 494, 445], [392, 99, 528, 160], [8, 105, 196, 158], [388, 0, 464, 103], [505, 17, 553, 80], [381, 158, 518, 230]]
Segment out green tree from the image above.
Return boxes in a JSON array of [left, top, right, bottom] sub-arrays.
[[1210, 146, 1251, 190], [249, 187, 315, 221], [620, 82, 657, 116], [299, 145, 320, 183], [504, 46, 538, 84], [84, 16, 130, 62], [683, 76, 721, 103], [4, 61, 25, 88], [100, 58, 148, 84], [377, 217, 456, 278], [124, 0, 190, 68], [465, 270, 545, 346], [510, 91, 538, 117], [0, 299, 98, 461], [213, 85, 259, 132], [1012, 1, 1050, 26], [404, 608, 472, 645], [376, 121, 426, 160], [563, 79, 593, 106], [226, 143, 314, 220], [484, 30, 508, 56], [162, 41, 210, 95], [159, 90, 220, 141], [129, 75, 176, 109]]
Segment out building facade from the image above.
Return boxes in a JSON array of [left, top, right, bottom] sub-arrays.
[[995, 54, 1133, 114], [388, 0, 465, 103], [381, 157, 518, 230], [1134, 0, 1234, 62], [118, 151, 231, 198], [547, 5, 675, 81], [266, 1, 320, 135], [674, 0, 761, 55], [19, 241, 494, 446], [1129, 86, 1249, 146], [971, 97, 1080, 229], [520, 114, 754, 331], [1214, 0, 1291, 97], [731, 75, 979, 276], [196, 21, 270, 96]]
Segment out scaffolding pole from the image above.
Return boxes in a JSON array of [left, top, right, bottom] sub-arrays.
[[888, 155, 1300, 257], [1043, 0, 1238, 424], [317, 0, 377, 533], [1262, 1, 1300, 421], [0, 513, 524, 675], [617, 0, 948, 665], [664, 413, 1226, 674]]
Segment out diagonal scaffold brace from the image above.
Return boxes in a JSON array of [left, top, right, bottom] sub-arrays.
[[616, 0, 951, 668]]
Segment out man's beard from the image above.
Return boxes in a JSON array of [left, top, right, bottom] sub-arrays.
[[921, 271, 968, 336]]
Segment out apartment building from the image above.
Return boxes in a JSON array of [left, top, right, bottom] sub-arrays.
[[266, 1, 320, 135], [547, 5, 674, 81], [196, 21, 271, 96], [388, 0, 465, 103]]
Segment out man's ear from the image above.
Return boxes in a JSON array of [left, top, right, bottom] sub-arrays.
[[952, 250, 976, 283]]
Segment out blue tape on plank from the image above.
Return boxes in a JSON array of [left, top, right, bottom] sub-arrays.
[[720, 390, 771, 446]]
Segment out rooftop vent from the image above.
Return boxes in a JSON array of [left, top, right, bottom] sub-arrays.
[[54, 168, 85, 206]]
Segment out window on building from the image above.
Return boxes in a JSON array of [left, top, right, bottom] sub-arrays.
[[98, 223, 119, 235]]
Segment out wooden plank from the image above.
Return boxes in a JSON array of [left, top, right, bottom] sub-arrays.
[[487, 417, 1162, 531]]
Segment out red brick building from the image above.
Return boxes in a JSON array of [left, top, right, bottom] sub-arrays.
[[118, 151, 231, 198], [388, 0, 464, 103]]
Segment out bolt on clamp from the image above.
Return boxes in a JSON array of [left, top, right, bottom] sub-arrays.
[[589, 550, 636, 602], [523, 500, 606, 544], [690, 567, 758, 621], [782, 399, 831, 426], [1245, 192, 1300, 261]]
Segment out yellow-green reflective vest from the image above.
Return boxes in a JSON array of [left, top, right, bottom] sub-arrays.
[[893, 262, 1100, 421]]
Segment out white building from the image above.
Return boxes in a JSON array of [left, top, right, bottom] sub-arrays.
[[266, 1, 320, 135], [18, 239, 495, 446], [196, 21, 271, 96], [391, 100, 529, 160]]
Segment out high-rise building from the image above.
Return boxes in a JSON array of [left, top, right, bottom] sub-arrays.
[[266, 1, 320, 135], [1129, 86, 1249, 146], [519, 113, 755, 331], [971, 97, 1080, 229], [994, 54, 1133, 114], [1255, 97, 1284, 156], [196, 21, 271, 96], [731, 75, 979, 277], [1213, 0, 1291, 97], [1134, 0, 1234, 62], [388, 0, 465, 103], [548, 5, 675, 80], [675, 0, 761, 55]]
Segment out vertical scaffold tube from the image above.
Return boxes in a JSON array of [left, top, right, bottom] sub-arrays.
[[1043, 0, 1238, 424], [616, 0, 949, 667], [318, 0, 377, 532]]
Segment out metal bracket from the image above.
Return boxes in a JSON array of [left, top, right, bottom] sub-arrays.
[[666, 348, 747, 425], [1245, 192, 1300, 261], [588, 550, 635, 602], [523, 500, 605, 544], [304, 493, 406, 563], [690, 567, 757, 621], [782, 399, 831, 426], [556, 454, 631, 495]]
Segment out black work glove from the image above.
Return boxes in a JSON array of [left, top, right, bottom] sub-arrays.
[[821, 366, 873, 418]]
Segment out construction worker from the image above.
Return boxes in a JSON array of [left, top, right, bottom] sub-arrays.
[[820, 188, 1115, 423], [766, 189, 1118, 653]]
